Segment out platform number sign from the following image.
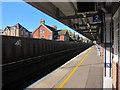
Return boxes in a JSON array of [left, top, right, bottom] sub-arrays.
[[105, 63, 112, 68], [93, 14, 102, 23]]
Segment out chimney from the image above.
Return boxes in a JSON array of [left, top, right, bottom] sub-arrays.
[[52, 25, 57, 30], [40, 19, 45, 25]]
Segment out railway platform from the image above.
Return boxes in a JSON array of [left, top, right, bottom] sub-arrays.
[[27, 45, 103, 89]]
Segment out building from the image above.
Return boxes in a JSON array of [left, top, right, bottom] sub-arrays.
[[0, 29, 3, 35], [33, 19, 70, 41], [33, 19, 57, 40], [3, 23, 32, 37], [75, 35, 80, 41], [68, 31, 80, 41], [79, 37, 83, 42], [57, 29, 69, 41], [82, 38, 89, 43]]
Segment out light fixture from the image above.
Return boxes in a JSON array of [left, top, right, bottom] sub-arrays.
[[87, 23, 90, 28], [82, 14, 86, 18], [90, 29, 92, 32]]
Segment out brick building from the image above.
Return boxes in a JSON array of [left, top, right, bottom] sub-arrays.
[[57, 30, 69, 41], [33, 19, 70, 41], [68, 31, 80, 41], [75, 35, 80, 41], [3, 23, 32, 37], [33, 19, 57, 40]]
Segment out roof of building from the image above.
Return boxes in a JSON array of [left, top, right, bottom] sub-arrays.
[[45, 25, 56, 32], [83, 38, 89, 40], [14, 23, 32, 32], [69, 32, 72, 36], [4, 23, 32, 33], [33, 24, 58, 34], [4, 26, 10, 31], [57, 29, 68, 35], [75, 35, 79, 38], [14, 23, 22, 28]]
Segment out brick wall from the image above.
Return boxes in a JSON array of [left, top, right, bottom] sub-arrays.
[[60, 35, 65, 41], [33, 29, 39, 38], [39, 25, 52, 40], [112, 60, 118, 88], [118, 66, 120, 90], [19, 28, 32, 38], [33, 25, 53, 40]]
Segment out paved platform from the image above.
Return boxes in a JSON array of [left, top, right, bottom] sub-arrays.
[[28, 45, 103, 89]]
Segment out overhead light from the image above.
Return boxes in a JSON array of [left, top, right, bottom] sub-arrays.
[[82, 14, 86, 18], [87, 23, 90, 28], [101, 7, 108, 13], [83, 15, 86, 18]]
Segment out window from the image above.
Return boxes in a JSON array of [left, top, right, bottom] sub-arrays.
[[21, 27, 23, 30], [30, 33, 32, 37], [14, 30, 16, 35], [58, 36, 60, 40], [42, 35, 45, 38], [26, 31, 29, 36], [5, 31, 8, 35], [21, 30, 23, 35], [5, 28, 9, 35], [65, 36, 66, 40], [40, 30, 42, 33], [48, 36, 51, 40], [42, 29, 44, 33], [40, 29, 44, 33], [13, 27, 16, 30]]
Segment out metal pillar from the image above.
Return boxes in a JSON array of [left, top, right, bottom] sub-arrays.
[[103, 14, 112, 88], [118, 7, 120, 90]]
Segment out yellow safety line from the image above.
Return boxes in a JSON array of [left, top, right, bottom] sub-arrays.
[[57, 48, 93, 90]]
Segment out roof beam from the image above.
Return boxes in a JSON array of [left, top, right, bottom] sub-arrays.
[[75, 28, 97, 31], [78, 31, 96, 33], [77, 31, 95, 40], [69, 2, 78, 15], [58, 13, 97, 20], [82, 32, 96, 33], [72, 23, 98, 27]]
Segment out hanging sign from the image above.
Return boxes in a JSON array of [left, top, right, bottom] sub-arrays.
[[93, 14, 102, 23]]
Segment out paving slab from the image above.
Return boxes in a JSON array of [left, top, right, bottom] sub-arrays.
[[28, 45, 103, 89]]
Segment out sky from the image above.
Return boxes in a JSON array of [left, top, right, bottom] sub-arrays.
[[1, 1, 85, 37]]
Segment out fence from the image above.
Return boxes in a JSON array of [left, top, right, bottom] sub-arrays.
[[1, 35, 92, 64]]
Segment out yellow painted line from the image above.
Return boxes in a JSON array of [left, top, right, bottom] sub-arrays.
[[57, 48, 93, 90]]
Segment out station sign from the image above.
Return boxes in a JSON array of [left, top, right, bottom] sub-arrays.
[[105, 63, 112, 68], [93, 14, 102, 23]]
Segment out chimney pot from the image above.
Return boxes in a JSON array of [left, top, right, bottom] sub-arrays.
[[52, 25, 57, 30], [40, 19, 45, 25]]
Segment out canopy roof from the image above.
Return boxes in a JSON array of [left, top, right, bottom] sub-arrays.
[[23, 1, 119, 41]]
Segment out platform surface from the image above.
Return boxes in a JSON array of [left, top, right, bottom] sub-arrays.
[[28, 45, 103, 89]]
